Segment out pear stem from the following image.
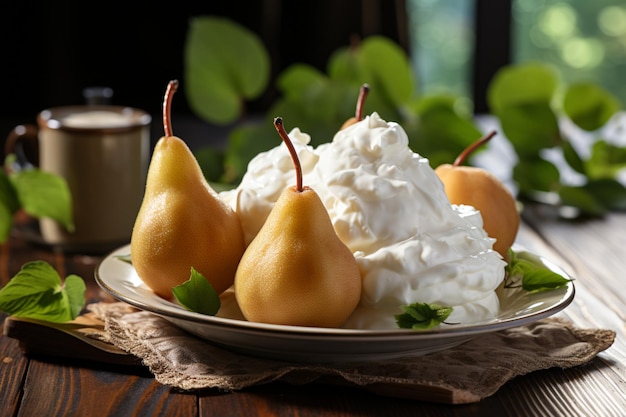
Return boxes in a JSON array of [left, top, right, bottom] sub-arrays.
[[355, 83, 370, 121], [163, 80, 179, 137], [274, 117, 303, 192], [453, 130, 497, 167]]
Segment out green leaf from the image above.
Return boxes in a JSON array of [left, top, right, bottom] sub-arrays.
[[563, 83, 621, 131], [496, 102, 561, 156], [487, 63, 561, 157], [558, 185, 607, 217], [0, 169, 20, 242], [10, 169, 74, 232], [586, 140, 626, 180], [410, 95, 482, 165], [507, 251, 572, 293], [513, 158, 561, 195], [487, 62, 560, 112], [357, 36, 415, 106], [0, 261, 86, 322], [222, 121, 276, 184], [172, 267, 220, 316], [561, 140, 587, 175], [327, 36, 414, 121], [395, 302, 453, 330], [194, 147, 225, 183], [184, 16, 270, 125], [277, 63, 327, 99], [585, 179, 626, 211]]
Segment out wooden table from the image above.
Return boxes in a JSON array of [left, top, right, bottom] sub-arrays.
[[1, 207, 625, 417]]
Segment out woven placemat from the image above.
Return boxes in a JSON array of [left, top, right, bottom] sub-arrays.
[[83, 302, 615, 404]]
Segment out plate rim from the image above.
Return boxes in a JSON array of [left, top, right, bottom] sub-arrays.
[[94, 244, 576, 341]]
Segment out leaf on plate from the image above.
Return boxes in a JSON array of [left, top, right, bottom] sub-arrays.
[[395, 302, 453, 330], [172, 267, 221, 316], [115, 254, 132, 264], [506, 251, 572, 293]]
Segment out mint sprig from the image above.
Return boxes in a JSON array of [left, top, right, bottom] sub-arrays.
[[0, 261, 86, 322], [396, 302, 453, 330], [505, 250, 573, 293], [172, 267, 221, 316]]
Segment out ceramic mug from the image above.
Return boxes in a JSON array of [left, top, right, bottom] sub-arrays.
[[6, 105, 151, 253]]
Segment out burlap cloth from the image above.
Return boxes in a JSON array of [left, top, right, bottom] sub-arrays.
[[87, 302, 615, 404]]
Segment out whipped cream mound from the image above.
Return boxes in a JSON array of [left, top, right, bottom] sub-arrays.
[[221, 113, 506, 329]]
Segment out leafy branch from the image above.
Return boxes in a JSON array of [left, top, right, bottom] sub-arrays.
[[185, 17, 626, 218]]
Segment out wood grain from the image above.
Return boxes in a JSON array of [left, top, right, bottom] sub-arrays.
[[1, 212, 626, 416]]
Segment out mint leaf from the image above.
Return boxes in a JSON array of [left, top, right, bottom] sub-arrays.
[[506, 251, 572, 293], [395, 303, 453, 330], [10, 169, 74, 232], [172, 267, 220, 316], [0, 261, 86, 322]]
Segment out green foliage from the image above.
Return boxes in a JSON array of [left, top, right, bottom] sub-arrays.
[[487, 62, 626, 217], [563, 83, 621, 131], [0, 261, 86, 322], [185, 16, 270, 125], [184, 19, 626, 218], [0, 156, 74, 243]]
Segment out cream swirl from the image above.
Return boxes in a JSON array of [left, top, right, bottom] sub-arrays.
[[221, 113, 506, 329]]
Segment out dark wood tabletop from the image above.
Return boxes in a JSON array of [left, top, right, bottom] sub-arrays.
[[1, 206, 626, 417]]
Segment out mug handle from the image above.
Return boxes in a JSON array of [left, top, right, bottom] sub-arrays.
[[5, 124, 39, 169]]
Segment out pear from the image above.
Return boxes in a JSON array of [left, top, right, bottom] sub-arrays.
[[340, 84, 369, 130], [131, 80, 245, 299], [234, 117, 362, 328], [434, 131, 520, 259]]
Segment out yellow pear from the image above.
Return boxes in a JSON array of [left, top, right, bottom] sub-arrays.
[[234, 117, 362, 328], [435, 131, 520, 259], [131, 80, 245, 299], [340, 83, 369, 130]]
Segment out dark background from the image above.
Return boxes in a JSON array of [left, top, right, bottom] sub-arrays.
[[0, 0, 510, 150]]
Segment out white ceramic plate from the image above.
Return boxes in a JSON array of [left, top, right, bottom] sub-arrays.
[[95, 245, 575, 363]]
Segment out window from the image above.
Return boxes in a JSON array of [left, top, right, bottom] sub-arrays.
[[406, 0, 626, 109]]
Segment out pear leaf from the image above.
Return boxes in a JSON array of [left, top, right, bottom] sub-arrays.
[[395, 303, 453, 330], [185, 16, 270, 125], [10, 168, 74, 232], [563, 83, 621, 131], [0, 261, 86, 322], [172, 267, 221, 316]]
